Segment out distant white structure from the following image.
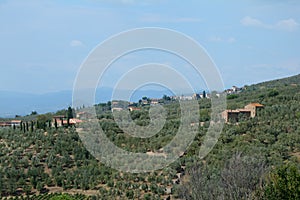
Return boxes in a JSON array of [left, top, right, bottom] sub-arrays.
[[225, 86, 242, 94]]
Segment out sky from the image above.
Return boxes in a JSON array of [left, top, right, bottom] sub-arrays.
[[0, 0, 300, 94]]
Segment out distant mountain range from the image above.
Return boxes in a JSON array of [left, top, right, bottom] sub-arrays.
[[3, 73, 299, 118], [0, 87, 177, 118]]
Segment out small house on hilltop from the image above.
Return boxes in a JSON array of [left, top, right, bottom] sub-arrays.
[[244, 103, 264, 117], [52, 115, 82, 127], [0, 121, 11, 127], [222, 103, 264, 123], [128, 106, 141, 112], [69, 118, 82, 125], [76, 111, 93, 119], [52, 115, 65, 127], [222, 110, 240, 123], [150, 99, 160, 105], [11, 120, 22, 127], [111, 107, 123, 112]]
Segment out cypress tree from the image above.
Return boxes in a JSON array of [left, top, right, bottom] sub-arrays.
[[54, 118, 58, 129], [26, 122, 29, 132], [203, 90, 206, 98], [67, 106, 74, 119], [31, 121, 34, 132], [23, 123, 26, 133], [36, 120, 39, 129]]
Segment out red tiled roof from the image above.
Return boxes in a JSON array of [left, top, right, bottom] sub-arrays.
[[11, 120, 22, 123], [53, 115, 65, 118], [248, 103, 264, 107], [129, 107, 141, 111]]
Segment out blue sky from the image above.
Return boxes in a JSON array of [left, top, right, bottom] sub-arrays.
[[0, 0, 300, 94]]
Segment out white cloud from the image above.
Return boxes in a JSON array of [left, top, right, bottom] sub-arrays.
[[241, 16, 266, 28], [275, 18, 299, 31], [227, 37, 236, 43], [70, 40, 84, 47], [241, 16, 299, 32], [209, 36, 236, 43]]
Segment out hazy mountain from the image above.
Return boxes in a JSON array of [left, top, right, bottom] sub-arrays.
[[0, 87, 176, 117], [1, 74, 300, 118], [0, 90, 72, 118]]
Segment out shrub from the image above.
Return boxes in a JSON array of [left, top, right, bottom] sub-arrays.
[[263, 163, 300, 200]]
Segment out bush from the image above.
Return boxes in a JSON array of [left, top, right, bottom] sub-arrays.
[[263, 163, 300, 200], [50, 194, 75, 200], [227, 94, 238, 99], [268, 90, 279, 97]]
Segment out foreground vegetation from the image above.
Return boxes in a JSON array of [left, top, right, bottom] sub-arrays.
[[1, 74, 300, 199]]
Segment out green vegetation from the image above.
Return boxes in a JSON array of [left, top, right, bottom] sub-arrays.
[[227, 94, 238, 99], [263, 163, 300, 199], [0, 74, 300, 199]]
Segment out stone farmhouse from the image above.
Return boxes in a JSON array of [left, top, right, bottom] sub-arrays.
[[222, 103, 264, 123], [0, 120, 22, 127]]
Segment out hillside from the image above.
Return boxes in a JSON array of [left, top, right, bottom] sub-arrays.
[[0, 74, 300, 199]]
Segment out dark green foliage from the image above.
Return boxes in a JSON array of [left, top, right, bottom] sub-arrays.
[[227, 94, 238, 99], [268, 89, 279, 97], [31, 111, 38, 115], [54, 118, 58, 129], [26, 121, 29, 132], [67, 107, 74, 119], [163, 94, 171, 101], [36, 114, 52, 130], [50, 193, 76, 200], [31, 121, 34, 132], [263, 163, 300, 200]]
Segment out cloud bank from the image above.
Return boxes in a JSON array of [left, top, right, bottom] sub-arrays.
[[241, 16, 299, 32]]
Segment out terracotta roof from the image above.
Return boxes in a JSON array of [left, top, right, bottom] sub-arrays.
[[11, 120, 22, 123], [53, 115, 65, 118], [129, 107, 141, 111], [248, 103, 264, 107]]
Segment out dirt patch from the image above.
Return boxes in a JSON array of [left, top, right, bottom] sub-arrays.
[[45, 186, 100, 196], [291, 151, 300, 162]]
